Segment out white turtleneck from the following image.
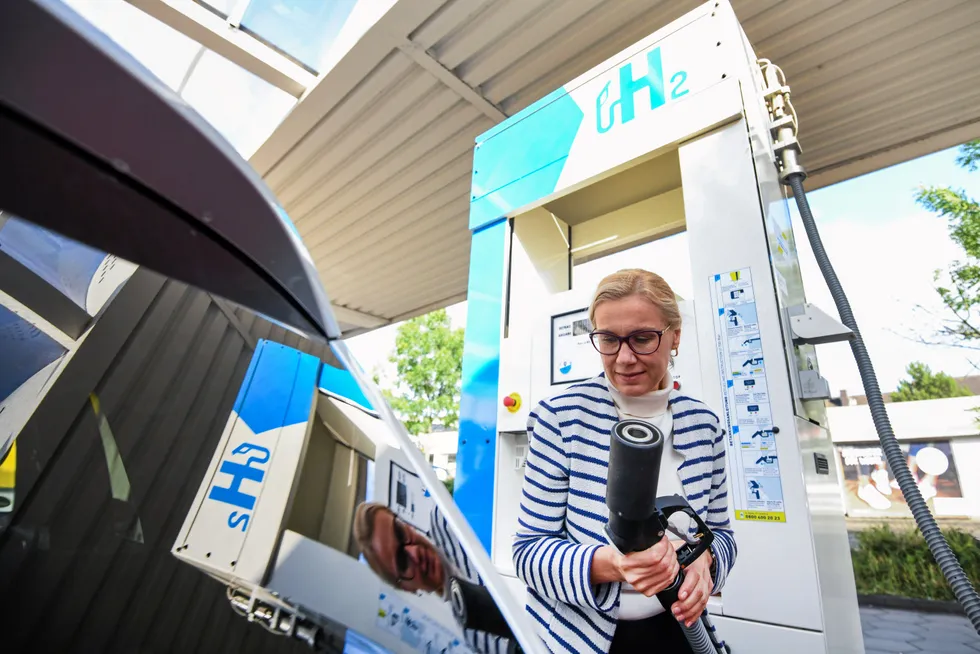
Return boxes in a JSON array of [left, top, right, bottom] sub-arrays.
[[605, 370, 687, 621]]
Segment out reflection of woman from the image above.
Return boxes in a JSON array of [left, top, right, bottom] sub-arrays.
[[353, 501, 511, 654], [514, 270, 737, 654]]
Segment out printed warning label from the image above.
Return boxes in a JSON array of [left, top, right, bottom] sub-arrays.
[[710, 269, 786, 522]]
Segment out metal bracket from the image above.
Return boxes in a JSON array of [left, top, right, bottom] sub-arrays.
[[758, 58, 806, 183], [797, 369, 832, 401], [789, 303, 853, 346]]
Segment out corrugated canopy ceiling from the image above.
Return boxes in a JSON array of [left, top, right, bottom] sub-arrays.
[[248, 0, 980, 336]]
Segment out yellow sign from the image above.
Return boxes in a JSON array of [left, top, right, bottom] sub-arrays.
[[0, 440, 15, 489], [736, 510, 785, 523]]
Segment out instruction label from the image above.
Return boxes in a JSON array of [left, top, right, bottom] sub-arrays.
[[710, 269, 786, 523], [377, 593, 474, 653]]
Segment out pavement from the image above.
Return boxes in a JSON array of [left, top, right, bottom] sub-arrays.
[[861, 606, 979, 653]]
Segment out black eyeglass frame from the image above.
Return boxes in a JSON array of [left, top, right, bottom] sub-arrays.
[[392, 517, 415, 587], [589, 327, 671, 356]]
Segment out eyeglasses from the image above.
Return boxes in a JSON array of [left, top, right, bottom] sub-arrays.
[[393, 517, 414, 586], [589, 327, 669, 356]]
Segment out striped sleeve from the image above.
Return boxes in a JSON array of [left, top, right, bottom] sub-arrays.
[[705, 421, 737, 594], [512, 401, 618, 613], [428, 506, 510, 654]]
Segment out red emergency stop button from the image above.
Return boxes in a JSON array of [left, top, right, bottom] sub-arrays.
[[503, 393, 522, 412]]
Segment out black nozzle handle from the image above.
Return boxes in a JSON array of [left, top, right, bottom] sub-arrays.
[[655, 495, 715, 567], [449, 577, 521, 653]]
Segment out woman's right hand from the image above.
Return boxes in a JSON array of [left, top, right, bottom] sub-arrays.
[[616, 539, 680, 597]]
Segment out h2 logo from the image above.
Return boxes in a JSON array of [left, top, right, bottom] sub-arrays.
[[596, 47, 689, 134], [207, 442, 270, 532]]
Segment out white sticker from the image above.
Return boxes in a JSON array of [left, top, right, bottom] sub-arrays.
[[710, 269, 786, 523], [376, 593, 473, 653]]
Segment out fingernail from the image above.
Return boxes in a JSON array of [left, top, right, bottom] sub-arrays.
[[673, 607, 680, 615]]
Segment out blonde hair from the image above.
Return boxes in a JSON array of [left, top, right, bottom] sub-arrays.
[[589, 269, 681, 332], [352, 501, 400, 586]]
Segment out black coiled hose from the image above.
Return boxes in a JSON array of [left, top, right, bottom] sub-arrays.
[[787, 172, 980, 634]]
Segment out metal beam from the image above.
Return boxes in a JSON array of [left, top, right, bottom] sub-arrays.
[[330, 304, 390, 330], [396, 38, 506, 122], [0, 250, 90, 342], [210, 295, 258, 349], [124, 0, 316, 98]]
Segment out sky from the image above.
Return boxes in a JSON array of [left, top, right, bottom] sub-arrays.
[[62, 0, 980, 398], [347, 144, 980, 398]]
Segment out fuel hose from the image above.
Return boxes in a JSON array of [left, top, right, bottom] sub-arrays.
[[787, 172, 980, 634]]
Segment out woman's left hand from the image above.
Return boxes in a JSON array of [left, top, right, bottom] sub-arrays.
[[671, 547, 713, 627]]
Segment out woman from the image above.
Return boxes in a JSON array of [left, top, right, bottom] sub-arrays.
[[513, 269, 737, 654]]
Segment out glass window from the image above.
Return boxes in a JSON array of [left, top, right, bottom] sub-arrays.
[[239, 0, 359, 72], [836, 440, 963, 518], [180, 49, 297, 159], [61, 0, 202, 92], [0, 215, 108, 312], [0, 305, 67, 405], [193, 0, 244, 19]]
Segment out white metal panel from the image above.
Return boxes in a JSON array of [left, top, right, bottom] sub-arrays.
[[680, 119, 825, 631], [242, 0, 980, 334], [267, 530, 466, 654], [234, 417, 313, 583], [796, 417, 865, 654], [704, 614, 829, 654]]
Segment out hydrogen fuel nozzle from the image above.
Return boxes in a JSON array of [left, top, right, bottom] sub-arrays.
[[604, 419, 715, 608], [449, 576, 523, 654]]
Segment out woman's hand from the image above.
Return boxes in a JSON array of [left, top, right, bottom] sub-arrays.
[[616, 538, 680, 597], [671, 548, 714, 627]]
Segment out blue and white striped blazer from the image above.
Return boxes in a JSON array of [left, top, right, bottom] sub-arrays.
[[513, 374, 737, 654], [428, 504, 511, 654]]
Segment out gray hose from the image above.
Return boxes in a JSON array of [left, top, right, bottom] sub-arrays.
[[787, 172, 980, 634], [680, 615, 715, 653], [702, 612, 731, 653]]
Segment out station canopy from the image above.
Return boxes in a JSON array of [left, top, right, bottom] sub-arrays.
[[82, 0, 980, 336]]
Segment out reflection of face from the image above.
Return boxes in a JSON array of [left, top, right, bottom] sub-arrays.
[[593, 295, 678, 396], [370, 509, 445, 593]]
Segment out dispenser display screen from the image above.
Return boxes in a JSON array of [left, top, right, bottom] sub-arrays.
[[710, 268, 787, 522], [388, 460, 432, 533], [550, 307, 599, 385]]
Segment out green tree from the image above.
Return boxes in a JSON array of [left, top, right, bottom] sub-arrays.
[[378, 309, 464, 436], [890, 361, 972, 402], [915, 139, 980, 348]]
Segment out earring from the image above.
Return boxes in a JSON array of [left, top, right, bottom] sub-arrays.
[[671, 348, 678, 357]]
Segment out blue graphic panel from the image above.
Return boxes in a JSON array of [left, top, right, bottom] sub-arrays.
[[470, 89, 584, 230], [343, 629, 389, 654], [240, 0, 358, 72], [0, 216, 106, 311], [454, 219, 508, 552], [236, 340, 320, 435], [285, 352, 320, 426], [318, 362, 376, 413], [0, 304, 66, 403]]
